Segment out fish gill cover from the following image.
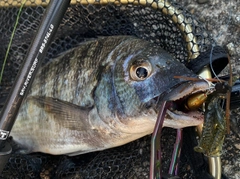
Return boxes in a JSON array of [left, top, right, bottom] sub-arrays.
[[0, 0, 229, 178]]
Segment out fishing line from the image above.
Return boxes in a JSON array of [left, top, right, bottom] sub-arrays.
[[209, 45, 220, 82], [0, 0, 27, 85]]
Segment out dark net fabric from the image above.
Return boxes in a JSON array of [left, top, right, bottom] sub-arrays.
[[0, 0, 217, 178]]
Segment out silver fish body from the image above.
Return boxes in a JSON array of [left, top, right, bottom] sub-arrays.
[[11, 36, 208, 156]]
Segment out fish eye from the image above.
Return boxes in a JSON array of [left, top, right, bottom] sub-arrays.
[[130, 61, 152, 81]]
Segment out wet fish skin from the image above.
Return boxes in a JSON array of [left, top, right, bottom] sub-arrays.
[[11, 36, 204, 156]]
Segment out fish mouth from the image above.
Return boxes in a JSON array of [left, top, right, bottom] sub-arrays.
[[153, 80, 213, 129]]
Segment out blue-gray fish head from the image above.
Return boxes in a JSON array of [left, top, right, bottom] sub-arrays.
[[96, 37, 210, 130]]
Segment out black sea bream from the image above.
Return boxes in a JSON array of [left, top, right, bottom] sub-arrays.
[[11, 36, 210, 156]]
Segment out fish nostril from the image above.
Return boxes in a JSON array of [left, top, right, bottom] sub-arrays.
[[156, 64, 164, 69]]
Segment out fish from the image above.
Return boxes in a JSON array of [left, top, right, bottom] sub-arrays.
[[10, 36, 210, 156]]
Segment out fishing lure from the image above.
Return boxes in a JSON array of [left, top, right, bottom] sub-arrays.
[[174, 73, 232, 157], [194, 82, 231, 156]]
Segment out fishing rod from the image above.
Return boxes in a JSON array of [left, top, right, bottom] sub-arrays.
[[0, 0, 71, 173]]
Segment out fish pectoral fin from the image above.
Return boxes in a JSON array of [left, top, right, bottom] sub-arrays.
[[27, 96, 93, 131]]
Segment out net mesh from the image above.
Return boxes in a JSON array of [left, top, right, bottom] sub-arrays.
[[0, 0, 224, 178]]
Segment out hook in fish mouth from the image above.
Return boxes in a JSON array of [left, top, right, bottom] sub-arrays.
[[151, 79, 214, 129]]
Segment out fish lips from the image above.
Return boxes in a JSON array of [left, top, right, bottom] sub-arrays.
[[153, 80, 212, 129]]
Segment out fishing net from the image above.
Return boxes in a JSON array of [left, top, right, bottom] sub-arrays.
[[0, 0, 229, 178]]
